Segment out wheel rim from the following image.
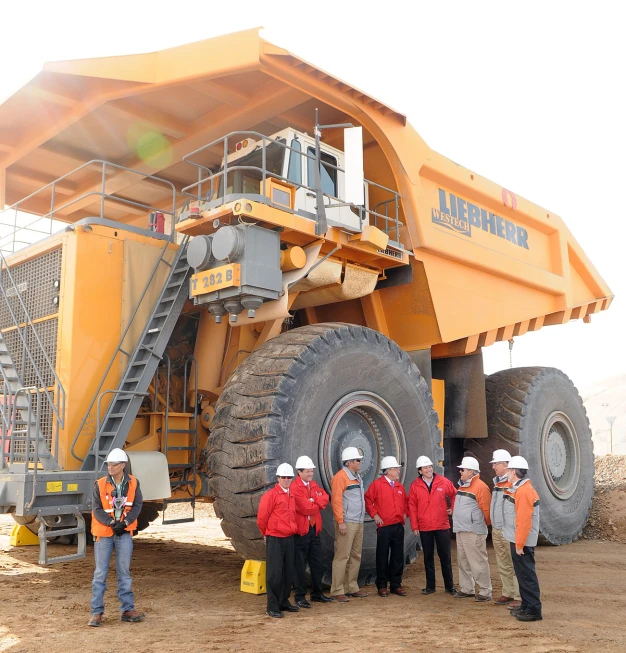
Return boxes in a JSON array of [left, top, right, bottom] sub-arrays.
[[319, 391, 407, 492], [540, 411, 580, 500]]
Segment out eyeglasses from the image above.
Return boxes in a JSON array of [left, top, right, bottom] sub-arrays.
[[278, 476, 293, 480], [107, 462, 123, 467]]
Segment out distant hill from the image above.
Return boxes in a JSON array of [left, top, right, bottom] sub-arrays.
[[581, 374, 626, 456]]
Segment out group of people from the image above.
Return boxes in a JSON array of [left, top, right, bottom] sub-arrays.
[[256, 447, 543, 622], [85, 445, 542, 626]]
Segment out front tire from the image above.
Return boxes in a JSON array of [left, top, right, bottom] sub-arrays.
[[207, 323, 441, 581], [466, 367, 594, 544]]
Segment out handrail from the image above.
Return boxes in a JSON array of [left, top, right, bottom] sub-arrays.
[[0, 159, 178, 254], [0, 252, 65, 445], [69, 236, 175, 462], [180, 130, 403, 240], [94, 389, 149, 472]]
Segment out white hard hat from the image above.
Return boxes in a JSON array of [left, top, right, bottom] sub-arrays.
[[380, 455, 402, 470], [490, 449, 511, 463], [507, 455, 529, 470], [105, 448, 128, 463], [295, 455, 316, 469], [457, 456, 480, 471], [276, 463, 294, 477], [341, 446, 364, 462], [416, 455, 433, 469]]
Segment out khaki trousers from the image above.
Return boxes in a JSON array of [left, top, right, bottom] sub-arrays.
[[456, 531, 492, 598], [492, 527, 520, 600], [330, 521, 363, 595]]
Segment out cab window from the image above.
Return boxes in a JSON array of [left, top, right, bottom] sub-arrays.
[[307, 147, 338, 197]]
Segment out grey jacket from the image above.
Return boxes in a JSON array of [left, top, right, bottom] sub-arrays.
[[340, 468, 366, 524], [490, 474, 510, 530], [503, 478, 540, 547], [452, 475, 491, 536]]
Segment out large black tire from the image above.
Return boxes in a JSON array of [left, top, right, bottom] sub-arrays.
[[207, 323, 441, 583], [465, 367, 594, 544]]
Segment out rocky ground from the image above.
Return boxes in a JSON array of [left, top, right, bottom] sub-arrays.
[[583, 455, 626, 543]]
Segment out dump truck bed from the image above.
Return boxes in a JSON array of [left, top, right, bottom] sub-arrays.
[[0, 28, 612, 356]]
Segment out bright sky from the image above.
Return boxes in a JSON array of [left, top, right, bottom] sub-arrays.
[[1, 1, 624, 393]]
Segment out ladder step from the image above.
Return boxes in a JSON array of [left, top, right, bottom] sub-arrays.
[[43, 525, 85, 539], [153, 311, 171, 319], [122, 377, 142, 384], [147, 328, 160, 334], [161, 517, 195, 525], [108, 413, 126, 419], [164, 498, 195, 504]]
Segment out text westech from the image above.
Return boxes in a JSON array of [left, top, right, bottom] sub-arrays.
[[432, 189, 529, 250]]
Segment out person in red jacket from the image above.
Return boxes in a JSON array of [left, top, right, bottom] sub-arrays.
[[409, 455, 457, 596], [291, 455, 334, 607], [364, 456, 409, 597], [257, 463, 299, 618]]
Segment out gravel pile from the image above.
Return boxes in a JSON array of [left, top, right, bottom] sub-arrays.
[[582, 455, 626, 543]]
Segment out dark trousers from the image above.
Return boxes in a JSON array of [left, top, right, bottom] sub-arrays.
[[420, 529, 455, 591], [375, 522, 404, 590], [266, 535, 295, 613], [294, 526, 325, 601], [510, 543, 542, 616]]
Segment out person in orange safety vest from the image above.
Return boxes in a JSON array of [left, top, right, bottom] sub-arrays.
[[88, 448, 144, 627]]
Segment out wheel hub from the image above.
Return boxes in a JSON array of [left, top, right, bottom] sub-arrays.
[[545, 427, 567, 479], [540, 411, 580, 500], [319, 392, 406, 491]]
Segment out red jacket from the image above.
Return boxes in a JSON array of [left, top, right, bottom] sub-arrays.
[[408, 474, 457, 532], [364, 476, 408, 526], [257, 483, 298, 538], [290, 476, 330, 536]]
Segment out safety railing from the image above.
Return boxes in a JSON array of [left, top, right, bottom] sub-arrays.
[[180, 130, 403, 243], [0, 159, 178, 254], [0, 251, 65, 460]]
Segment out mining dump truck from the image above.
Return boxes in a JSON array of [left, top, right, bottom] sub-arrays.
[[0, 29, 612, 575]]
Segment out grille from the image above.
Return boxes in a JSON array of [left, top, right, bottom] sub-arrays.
[[3, 390, 54, 456], [0, 248, 62, 328], [2, 319, 58, 388]]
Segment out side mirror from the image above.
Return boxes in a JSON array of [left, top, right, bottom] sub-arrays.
[[343, 127, 364, 206]]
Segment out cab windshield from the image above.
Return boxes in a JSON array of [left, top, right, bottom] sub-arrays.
[[217, 139, 286, 198]]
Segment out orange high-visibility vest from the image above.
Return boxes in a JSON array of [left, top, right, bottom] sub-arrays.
[[91, 475, 139, 538]]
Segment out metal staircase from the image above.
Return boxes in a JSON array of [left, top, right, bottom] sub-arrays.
[[81, 237, 192, 473]]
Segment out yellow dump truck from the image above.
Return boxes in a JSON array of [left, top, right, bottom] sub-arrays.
[[0, 29, 612, 574]]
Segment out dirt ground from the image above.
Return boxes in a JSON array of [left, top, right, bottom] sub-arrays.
[[0, 505, 625, 653]]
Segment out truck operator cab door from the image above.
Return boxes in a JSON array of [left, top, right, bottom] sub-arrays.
[[292, 134, 362, 232]]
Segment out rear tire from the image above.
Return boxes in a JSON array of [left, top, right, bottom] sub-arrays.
[[207, 323, 441, 582], [466, 367, 593, 544]]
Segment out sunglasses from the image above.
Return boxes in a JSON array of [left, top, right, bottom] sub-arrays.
[[107, 462, 123, 467], [278, 476, 293, 480]]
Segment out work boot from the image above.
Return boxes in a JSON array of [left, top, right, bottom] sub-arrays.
[[453, 590, 475, 599], [296, 599, 311, 608], [516, 612, 542, 622], [494, 595, 513, 605], [422, 588, 436, 595], [510, 607, 526, 617], [346, 590, 368, 598], [378, 588, 389, 597], [474, 594, 491, 602], [390, 586, 407, 597], [310, 595, 335, 603], [508, 600, 522, 609], [121, 610, 145, 622], [333, 594, 350, 602], [88, 614, 103, 627]]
